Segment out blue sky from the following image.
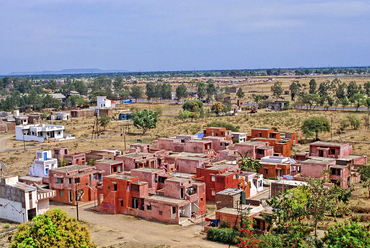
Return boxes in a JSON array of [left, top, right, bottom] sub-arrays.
[[0, 0, 369, 75]]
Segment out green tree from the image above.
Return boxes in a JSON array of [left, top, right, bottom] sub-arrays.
[[73, 80, 88, 95], [358, 165, 370, 198], [236, 87, 245, 99], [175, 83, 188, 102], [182, 100, 203, 112], [340, 97, 350, 109], [301, 116, 330, 140], [206, 81, 217, 98], [237, 151, 261, 172], [67, 95, 86, 107], [302, 94, 319, 109], [253, 94, 261, 104], [323, 220, 370, 247], [349, 93, 364, 111], [289, 81, 301, 101], [113, 77, 124, 92], [211, 101, 224, 116], [133, 109, 158, 135], [88, 159, 96, 166], [160, 82, 172, 100], [130, 85, 144, 102], [118, 90, 130, 99], [347, 80, 359, 98], [309, 79, 317, 94], [347, 115, 361, 129], [178, 110, 192, 121], [336, 83, 347, 99], [271, 81, 283, 99], [197, 81, 206, 100], [318, 81, 329, 97], [145, 83, 156, 100], [98, 115, 111, 131], [11, 208, 95, 248], [206, 120, 240, 132], [364, 81, 370, 96]]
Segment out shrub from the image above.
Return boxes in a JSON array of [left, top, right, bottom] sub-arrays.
[[207, 228, 237, 244]]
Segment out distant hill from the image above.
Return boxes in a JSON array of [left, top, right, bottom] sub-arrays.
[[7, 68, 128, 75]]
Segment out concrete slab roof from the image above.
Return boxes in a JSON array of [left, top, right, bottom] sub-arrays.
[[301, 158, 335, 164], [237, 140, 267, 145], [96, 159, 122, 164], [19, 176, 43, 182], [117, 152, 151, 158], [337, 155, 365, 161], [52, 164, 92, 172], [165, 176, 191, 183], [177, 156, 209, 161], [131, 168, 164, 173], [217, 188, 243, 196], [217, 205, 265, 216], [311, 141, 348, 147], [146, 195, 188, 204], [71, 169, 104, 177], [106, 174, 136, 180], [131, 180, 147, 185]]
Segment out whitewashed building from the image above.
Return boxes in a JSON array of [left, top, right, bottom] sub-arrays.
[[15, 124, 75, 143], [29, 151, 58, 179], [0, 176, 55, 223], [97, 96, 115, 109]]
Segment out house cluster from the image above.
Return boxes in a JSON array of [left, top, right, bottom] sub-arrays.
[[1, 127, 367, 232]]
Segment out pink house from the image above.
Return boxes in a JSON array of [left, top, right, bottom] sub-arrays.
[[219, 141, 274, 160], [94, 159, 124, 176]]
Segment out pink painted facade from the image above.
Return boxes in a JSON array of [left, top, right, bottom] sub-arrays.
[[219, 141, 273, 160], [309, 142, 352, 158], [202, 136, 233, 152], [175, 156, 211, 174], [115, 152, 155, 171], [131, 168, 166, 192]]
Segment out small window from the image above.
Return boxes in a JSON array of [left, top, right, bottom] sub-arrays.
[[75, 178, 80, 184], [29, 193, 32, 200], [68, 178, 72, 184], [60, 190, 63, 197], [45, 168, 49, 175], [201, 197, 203, 202], [211, 176, 215, 182], [127, 185, 130, 192], [93, 174, 97, 180], [118, 165, 122, 172], [159, 211, 163, 215], [108, 186, 111, 190], [331, 149, 335, 155], [113, 167, 117, 173], [159, 177, 166, 183], [147, 205, 152, 211], [114, 184, 117, 191], [57, 178, 63, 184], [121, 200, 123, 207], [211, 190, 215, 196], [265, 169, 268, 175]]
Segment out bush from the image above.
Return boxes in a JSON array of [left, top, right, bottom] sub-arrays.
[[347, 115, 361, 129], [206, 120, 240, 132], [182, 100, 203, 112], [207, 228, 237, 244]]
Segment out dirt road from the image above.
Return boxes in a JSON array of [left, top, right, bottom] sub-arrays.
[[0, 134, 13, 151], [50, 202, 226, 248]]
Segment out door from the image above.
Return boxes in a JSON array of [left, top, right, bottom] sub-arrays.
[[43, 152, 47, 161], [89, 174, 92, 187], [180, 188, 184, 199]]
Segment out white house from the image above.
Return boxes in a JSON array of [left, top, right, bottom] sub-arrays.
[[15, 124, 75, 143], [240, 171, 264, 197], [29, 151, 58, 178], [97, 96, 115, 109], [0, 176, 55, 222]]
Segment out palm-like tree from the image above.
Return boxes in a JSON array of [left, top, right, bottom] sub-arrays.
[[237, 151, 261, 172]]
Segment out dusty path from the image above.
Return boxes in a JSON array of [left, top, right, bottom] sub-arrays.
[[50, 202, 227, 248], [0, 134, 13, 151]]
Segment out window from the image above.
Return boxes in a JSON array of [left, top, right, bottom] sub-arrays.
[[121, 200, 123, 207], [75, 178, 80, 184], [259, 133, 262, 137], [211, 176, 215, 182], [108, 186, 111, 190], [114, 184, 117, 191], [118, 165, 122, 172], [220, 143, 223, 147], [29, 193, 32, 200], [113, 167, 117, 173], [265, 169, 268, 175], [45, 168, 49, 175], [131, 184, 139, 192], [147, 204, 152, 211], [158, 177, 166, 183], [127, 185, 130, 192], [93, 174, 97, 180], [57, 178, 63, 184], [68, 178, 72, 184], [331, 149, 336, 155], [211, 190, 215, 196], [60, 190, 63, 197], [155, 177, 158, 183], [257, 149, 264, 155], [159, 211, 163, 215]]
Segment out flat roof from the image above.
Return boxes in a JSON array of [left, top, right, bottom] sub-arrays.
[[217, 205, 265, 216], [131, 168, 164, 173], [217, 188, 243, 196], [237, 140, 267, 145], [165, 176, 191, 183], [301, 158, 335, 164], [268, 179, 308, 186], [178, 156, 209, 161], [258, 146, 273, 150], [337, 155, 365, 161], [146, 195, 188, 204], [106, 174, 136, 180], [19, 176, 43, 182], [71, 169, 104, 177], [311, 141, 348, 147], [52, 164, 92, 172], [132, 180, 147, 185], [188, 140, 211, 143], [117, 152, 151, 158], [96, 159, 122, 164]]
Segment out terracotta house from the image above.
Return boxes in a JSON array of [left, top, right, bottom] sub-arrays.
[[54, 148, 86, 165], [203, 127, 233, 140], [258, 156, 293, 179], [202, 136, 233, 152], [196, 162, 239, 201], [49, 164, 104, 205], [130, 168, 166, 193], [115, 152, 157, 171], [219, 141, 274, 161], [94, 159, 124, 176]]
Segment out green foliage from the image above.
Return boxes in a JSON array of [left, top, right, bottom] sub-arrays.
[[302, 94, 319, 109], [237, 151, 261, 172], [271, 81, 283, 99], [145, 83, 156, 100], [130, 85, 144, 101], [206, 228, 237, 244], [309, 79, 317, 94], [178, 110, 192, 121], [323, 220, 370, 247], [98, 115, 111, 130], [88, 159, 96, 166], [211, 102, 224, 116], [133, 109, 158, 135], [347, 115, 361, 129], [182, 100, 203, 112], [189, 124, 201, 134], [197, 81, 206, 100], [358, 165, 370, 198], [206, 120, 240, 132], [301, 116, 330, 140], [289, 81, 301, 101], [11, 208, 95, 248], [67, 95, 86, 107], [175, 83, 187, 101], [349, 93, 364, 111], [236, 87, 245, 99], [58, 156, 67, 167]]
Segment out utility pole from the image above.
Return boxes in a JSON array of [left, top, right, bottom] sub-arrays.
[[124, 125, 126, 152], [331, 117, 333, 141]]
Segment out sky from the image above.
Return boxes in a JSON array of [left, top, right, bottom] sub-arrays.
[[0, 0, 369, 75]]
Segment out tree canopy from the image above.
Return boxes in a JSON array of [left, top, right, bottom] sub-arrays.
[[11, 208, 95, 248], [271, 81, 283, 99], [301, 116, 330, 140], [133, 109, 158, 135]]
